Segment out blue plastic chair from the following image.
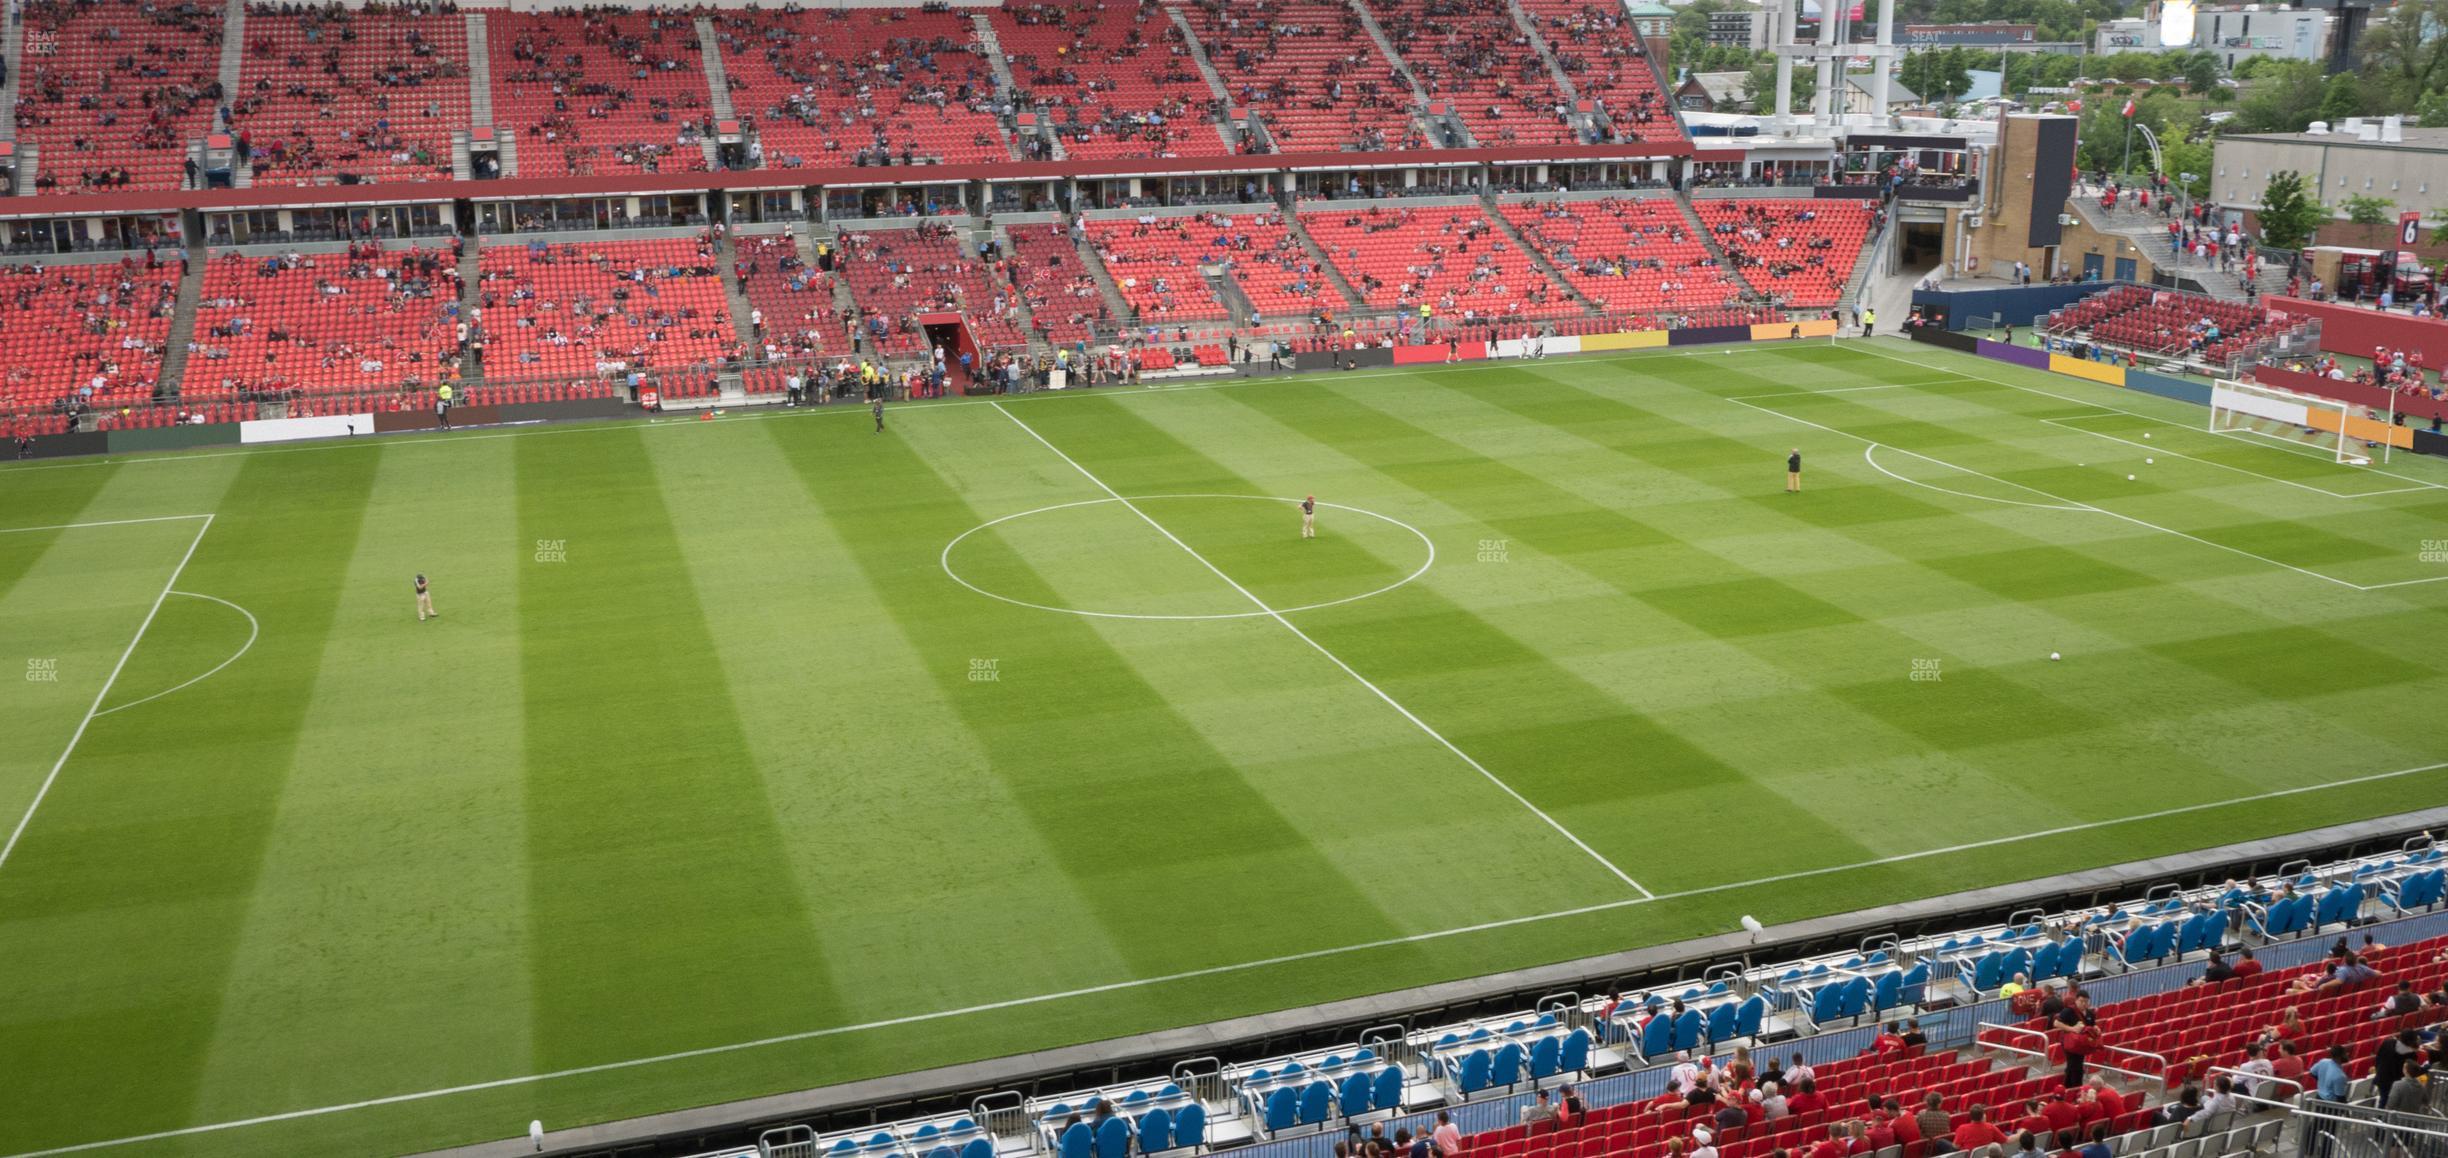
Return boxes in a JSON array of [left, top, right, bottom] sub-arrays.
[[1339, 1073, 1372, 1119], [1094, 1118, 1130, 1158], [1672, 1008, 1703, 1050], [1490, 1042, 1524, 1088], [959, 1141, 993, 1158], [1373, 1065, 1403, 1111], [1173, 1104, 1206, 1151], [1640, 1014, 1674, 1059], [1735, 996, 1766, 1039], [1059, 1122, 1093, 1158], [1706, 1003, 1737, 1042], [1298, 1081, 1332, 1125], [1263, 1088, 1298, 1134], [1136, 1109, 1171, 1155], [1560, 1028, 1591, 1073], [1459, 1049, 1492, 1093], [1529, 1035, 1561, 1081]]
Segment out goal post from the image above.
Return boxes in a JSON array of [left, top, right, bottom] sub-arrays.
[[2210, 378, 2398, 465]]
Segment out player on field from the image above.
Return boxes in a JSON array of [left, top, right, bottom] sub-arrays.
[[872, 396, 885, 434], [1786, 448, 1803, 493], [415, 573, 437, 621], [1301, 494, 1316, 539]]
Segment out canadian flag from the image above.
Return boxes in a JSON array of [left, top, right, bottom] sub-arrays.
[[2067, 99, 2083, 113], [2121, 98, 2136, 118]]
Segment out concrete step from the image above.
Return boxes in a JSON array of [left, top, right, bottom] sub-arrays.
[[156, 250, 206, 399], [694, 17, 737, 123], [1484, 195, 1600, 316], [458, 239, 483, 378], [714, 227, 757, 355], [1285, 213, 1365, 310], [0, 0, 26, 141], [1072, 229, 1134, 324], [1504, 0, 1579, 105], [14, 143, 35, 195], [1164, 5, 1240, 153], [464, 11, 494, 128], [217, 0, 246, 115]]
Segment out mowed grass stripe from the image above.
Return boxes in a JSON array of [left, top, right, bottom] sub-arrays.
[[512, 430, 843, 1068], [0, 449, 370, 1152], [1048, 387, 1881, 888], [768, 411, 1430, 972], [186, 437, 540, 1127], [644, 422, 1144, 1022]]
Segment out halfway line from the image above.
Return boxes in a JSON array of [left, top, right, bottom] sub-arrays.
[[985, 400, 1654, 900]]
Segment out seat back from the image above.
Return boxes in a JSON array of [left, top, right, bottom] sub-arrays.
[[1173, 1104, 1207, 1151], [1094, 1115, 1130, 1158], [1135, 1109, 1171, 1155]]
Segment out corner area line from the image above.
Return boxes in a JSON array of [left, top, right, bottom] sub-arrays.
[[8, 758, 2445, 1158], [0, 514, 216, 875], [983, 401, 1654, 901]]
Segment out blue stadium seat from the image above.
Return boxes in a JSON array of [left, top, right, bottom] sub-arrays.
[[1528, 1035, 1560, 1081], [1338, 1073, 1372, 1119], [1871, 970, 1901, 1013], [1705, 1002, 1736, 1042], [1172, 1104, 1206, 1151], [1900, 963, 1929, 1004], [1298, 1081, 1332, 1125], [1735, 996, 1766, 1038], [1671, 1008, 1702, 1050], [1640, 1013, 1673, 1059], [1136, 1109, 1172, 1155], [1094, 1117, 1130, 1158], [1561, 1028, 1591, 1073], [1491, 1042, 1524, 1088], [1263, 1088, 1298, 1134], [1458, 1050, 1492, 1095], [1060, 1122, 1093, 1158], [1372, 1065, 1402, 1111], [959, 1140, 993, 1158]]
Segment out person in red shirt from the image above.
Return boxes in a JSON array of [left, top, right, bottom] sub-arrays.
[[1953, 1105, 2010, 1154], [2231, 949, 2265, 979], [1807, 1125, 1848, 1158], [2081, 1076, 2128, 1123], [1865, 1116, 1898, 1151], [2015, 1100, 2052, 1140], [2043, 1093, 2083, 1141], [1786, 1079, 1826, 1116], [2271, 1041, 2308, 1087], [1886, 1099, 1922, 1148]]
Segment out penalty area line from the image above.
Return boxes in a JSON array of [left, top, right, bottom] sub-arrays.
[[7, 759, 2446, 1158]]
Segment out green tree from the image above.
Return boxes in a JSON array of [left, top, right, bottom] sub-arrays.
[[2232, 59, 2326, 133], [2340, 195, 2395, 226], [2352, 0, 2448, 109], [2316, 73, 2364, 124], [1899, 47, 1972, 104], [2257, 171, 2324, 250], [1743, 55, 1815, 110], [2157, 123, 2214, 199], [2180, 51, 2219, 93]]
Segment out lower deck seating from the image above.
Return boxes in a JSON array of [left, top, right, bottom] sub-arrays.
[[1001, 224, 1109, 346], [183, 244, 462, 399], [1690, 199, 1875, 309], [0, 259, 180, 412], [834, 225, 1026, 355], [476, 236, 737, 378], [2043, 286, 2294, 366], [1500, 198, 1742, 315], [1084, 218, 1235, 324], [734, 232, 837, 361], [1300, 204, 1578, 322]]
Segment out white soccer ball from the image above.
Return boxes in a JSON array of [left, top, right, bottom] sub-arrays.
[[2127, 474, 2136, 480], [2143, 432, 2151, 439], [2050, 652, 2061, 661], [2146, 458, 2155, 464]]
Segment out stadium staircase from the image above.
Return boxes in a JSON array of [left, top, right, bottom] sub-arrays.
[[1501, 0, 1585, 137], [458, 242, 485, 379], [153, 250, 209, 400], [14, 145, 34, 196], [1342, 0, 1447, 145], [1675, 197, 1760, 300], [1161, 6, 1247, 153], [0, 7, 23, 151], [1286, 217, 1368, 312], [218, 0, 248, 187], [2069, 196, 2276, 302], [1071, 230, 1136, 323], [1485, 196, 1604, 316], [1834, 213, 1892, 319], [457, 11, 494, 180], [695, 18, 737, 171]]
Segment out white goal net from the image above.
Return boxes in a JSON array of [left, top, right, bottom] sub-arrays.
[[2210, 378, 2389, 465]]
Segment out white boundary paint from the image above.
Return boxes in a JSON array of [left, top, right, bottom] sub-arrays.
[[983, 401, 1652, 898], [90, 592, 258, 718], [8, 756, 2445, 1158], [938, 494, 1436, 621], [0, 515, 215, 874]]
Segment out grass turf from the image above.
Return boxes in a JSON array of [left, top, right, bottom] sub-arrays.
[[2, 339, 2445, 1157]]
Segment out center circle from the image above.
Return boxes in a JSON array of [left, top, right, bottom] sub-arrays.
[[940, 494, 1436, 621]]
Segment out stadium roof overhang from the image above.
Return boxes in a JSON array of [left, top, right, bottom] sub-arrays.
[[0, 142, 1694, 220]]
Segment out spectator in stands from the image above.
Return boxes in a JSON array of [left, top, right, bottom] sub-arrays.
[[1688, 1128, 1719, 1158], [1432, 1111, 1461, 1157], [2075, 1076, 2125, 1125], [1786, 1079, 1825, 1117], [1952, 1105, 2008, 1154], [2231, 948, 2264, 979], [2058, 1006, 2101, 1088], [1559, 1085, 1586, 1122], [1915, 1093, 1954, 1153], [1523, 1091, 1558, 1129], [2191, 951, 2235, 986], [2155, 1086, 2202, 1128], [2311, 1045, 2352, 1102], [2189, 1076, 2236, 1134], [2321, 953, 2382, 994], [1786, 1054, 1814, 1087], [2269, 1041, 2307, 1090], [2235, 1042, 2275, 1098], [1804, 1124, 1845, 1158], [2375, 1029, 2424, 1101], [1756, 1081, 1790, 1121], [1713, 1096, 1747, 1136]]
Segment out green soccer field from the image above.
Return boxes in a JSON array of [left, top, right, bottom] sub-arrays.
[[3, 339, 2445, 1158]]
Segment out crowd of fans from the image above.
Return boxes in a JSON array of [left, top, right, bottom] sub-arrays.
[[1178, 0, 1422, 153], [475, 234, 736, 377], [1515, 0, 1678, 144], [232, 2, 468, 185], [184, 241, 464, 400], [18, 0, 226, 190], [713, 9, 1008, 169], [995, 2, 1218, 161], [490, 9, 714, 177], [1364, 0, 1576, 147], [0, 256, 180, 416], [1304, 204, 1578, 323]]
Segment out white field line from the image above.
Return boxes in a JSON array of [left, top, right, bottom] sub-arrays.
[[10, 756, 2448, 1158], [1724, 391, 2394, 592], [1858, 444, 2088, 512], [0, 515, 215, 874], [0, 513, 214, 534], [984, 401, 1653, 899], [90, 592, 258, 718], [2039, 416, 2429, 499], [1728, 384, 1911, 402], [1848, 343, 2448, 493]]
